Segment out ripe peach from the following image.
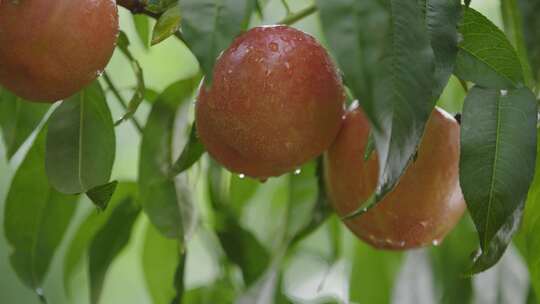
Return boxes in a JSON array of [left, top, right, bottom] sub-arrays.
[[196, 25, 345, 179], [325, 107, 465, 250], [0, 0, 119, 102]]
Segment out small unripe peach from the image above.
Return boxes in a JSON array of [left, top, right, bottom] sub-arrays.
[[196, 25, 345, 179], [0, 0, 119, 102], [325, 107, 465, 250]]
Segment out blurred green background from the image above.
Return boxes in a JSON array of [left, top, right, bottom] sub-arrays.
[[0, 1, 527, 304]]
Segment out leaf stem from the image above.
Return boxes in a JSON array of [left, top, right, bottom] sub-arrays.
[[102, 72, 144, 134], [278, 4, 318, 25], [280, 0, 292, 15]]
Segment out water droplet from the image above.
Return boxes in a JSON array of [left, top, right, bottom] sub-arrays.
[[500, 89, 508, 96], [96, 70, 104, 77], [432, 239, 441, 246], [239, 174, 245, 179], [284, 62, 291, 69], [35, 288, 44, 296], [398, 241, 406, 247], [227, 69, 233, 74], [269, 42, 279, 51], [294, 168, 302, 175]]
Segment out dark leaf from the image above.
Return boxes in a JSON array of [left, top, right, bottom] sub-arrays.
[[322, 0, 436, 215], [169, 124, 205, 177], [46, 81, 116, 194], [146, 0, 179, 14], [170, 254, 186, 304], [426, 0, 462, 98], [460, 86, 537, 273], [88, 197, 141, 304], [139, 78, 199, 239], [142, 222, 180, 304], [179, 0, 255, 82], [86, 181, 118, 211], [217, 219, 270, 285], [4, 126, 78, 294], [455, 7, 524, 89], [0, 87, 49, 159], [63, 182, 137, 296]]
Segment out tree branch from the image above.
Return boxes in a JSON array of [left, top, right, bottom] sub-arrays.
[[117, 0, 160, 19]]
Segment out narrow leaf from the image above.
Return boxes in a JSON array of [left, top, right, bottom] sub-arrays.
[[460, 86, 537, 273], [133, 15, 151, 49], [0, 87, 49, 159], [4, 126, 78, 294], [455, 8, 525, 89], [46, 81, 116, 194], [63, 182, 137, 296], [430, 218, 477, 304], [88, 197, 141, 304], [516, 0, 540, 83], [170, 254, 186, 304], [501, 0, 535, 88], [139, 78, 199, 239], [169, 124, 205, 177], [152, 3, 182, 45], [350, 242, 403, 304], [515, 128, 540, 298], [179, 0, 255, 82], [142, 222, 180, 304]]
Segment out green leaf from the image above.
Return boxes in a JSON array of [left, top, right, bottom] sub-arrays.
[[152, 2, 182, 45], [316, 0, 389, 106], [4, 126, 78, 295], [501, 0, 535, 88], [88, 197, 141, 304], [289, 159, 332, 246], [63, 182, 137, 297], [515, 128, 540, 299], [426, 0, 462, 98], [317, 0, 436, 216], [179, 0, 255, 82], [217, 219, 270, 285], [516, 0, 540, 83], [170, 254, 187, 304], [133, 15, 151, 49], [455, 7, 525, 89], [183, 279, 236, 303], [139, 78, 199, 239], [349, 242, 403, 304], [0, 87, 50, 159], [46, 81, 116, 194], [142, 222, 180, 304], [169, 124, 205, 177], [430, 217, 476, 304], [86, 181, 118, 211], [115, 32, 146, 127], [460, 86, 537, 273]]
